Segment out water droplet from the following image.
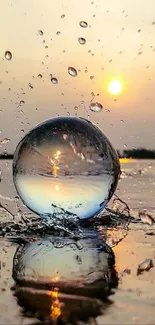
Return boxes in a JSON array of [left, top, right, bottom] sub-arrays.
[[28, 83, 34, 89], [0, 138, 10, 145], [68, 67, 77, 77], [56, 31, 61, 35], [38, 30, 43, 36], [51, 77, 58, 84], [61, 14, 65, 18], [79, 21, 88, 28], [89, 102, 103, 112], [13, 117, 120, 220], [90, 76, 94, 80], [78, 37, 86, 45], [19, 100, 25, 106], [4, 51, 12, 61], [37, 74, 42, 79]]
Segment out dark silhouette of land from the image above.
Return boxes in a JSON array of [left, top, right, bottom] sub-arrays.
[[117, 148, 155, 159], [0, 148, 155, 160], [0, 154, 13, 159]]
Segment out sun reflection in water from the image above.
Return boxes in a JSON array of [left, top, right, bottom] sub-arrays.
[[50, 150, 61, 177], [50, 287, 61, 320]]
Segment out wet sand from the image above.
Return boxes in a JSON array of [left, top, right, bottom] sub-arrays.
[[1, 222, 155, 324]]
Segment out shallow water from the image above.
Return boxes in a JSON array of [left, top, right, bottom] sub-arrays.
[[1, 159, 155, 324]]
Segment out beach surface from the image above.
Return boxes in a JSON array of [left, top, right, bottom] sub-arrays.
[[1, 159, 155, 324]]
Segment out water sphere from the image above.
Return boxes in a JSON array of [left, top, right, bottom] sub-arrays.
[[13, 117, 120, 220]]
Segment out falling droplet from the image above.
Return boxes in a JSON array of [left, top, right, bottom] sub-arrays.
[[79, 21, 88, 28], [4, 51, 12, 61], [28, 83, 34, 89], [19, 100, 25, 106], [37, 74, 42, 79], [78, 37, 86, 45], [38, 30, 43, 36], [89, 102, 103, 112], [51, 77, 58, 84], [0, 138, 10, 145], [68, 67, 77, 77]]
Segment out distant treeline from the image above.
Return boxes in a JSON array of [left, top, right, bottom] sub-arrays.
[[1, 148, 155, 160], [0, 154, 13, 159], [117, 148, 155, 159]]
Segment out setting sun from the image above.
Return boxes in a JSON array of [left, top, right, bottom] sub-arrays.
[[108, 80, 122, 95]]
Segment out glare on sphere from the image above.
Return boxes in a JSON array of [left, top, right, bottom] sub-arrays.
[[13, 117, 120, 220]]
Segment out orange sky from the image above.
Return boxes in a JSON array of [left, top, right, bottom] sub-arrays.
[[0, 0, 155, 152]]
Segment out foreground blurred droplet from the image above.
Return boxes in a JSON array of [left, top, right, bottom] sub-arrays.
[[12, 233, 117, 323], [78, 37, 86, 45], [13, 117, 120, 220], [79, 21, 88, 28], [89, 102, 103, 112], [4, 51, 12, 60], [68, 67, 77, 77]]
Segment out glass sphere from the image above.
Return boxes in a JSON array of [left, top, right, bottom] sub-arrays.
[[13, 117, 120, 220]]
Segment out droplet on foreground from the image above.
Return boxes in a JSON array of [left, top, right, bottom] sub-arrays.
[[78, 37, 86, 45], [79, 21, 88, 28], [68, 67, 77, 77], [13, 117, 120, 221], [4, 51, 12, 61], [51, 77, 58, 84], [89, 102, 103, 112]]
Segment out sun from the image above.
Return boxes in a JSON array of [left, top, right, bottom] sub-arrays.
[[108, 79, 122, 95]]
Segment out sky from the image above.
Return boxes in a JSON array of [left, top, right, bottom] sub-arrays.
[[0, 0, 155, 153]]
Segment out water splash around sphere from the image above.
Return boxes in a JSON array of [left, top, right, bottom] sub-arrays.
[[12, 117, 120, 220]]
